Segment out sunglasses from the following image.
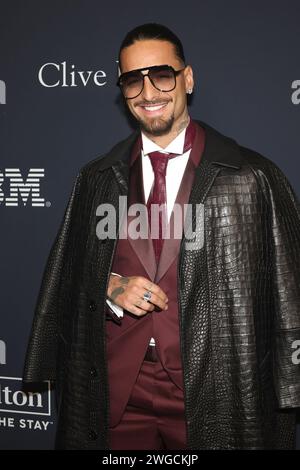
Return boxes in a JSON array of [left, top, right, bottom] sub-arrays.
[[116, 64, 186, 99]]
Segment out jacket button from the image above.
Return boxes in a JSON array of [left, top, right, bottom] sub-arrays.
[[88, 430, 98, 440], [90, 367, 98, 378], [89, 300, 96, 312]]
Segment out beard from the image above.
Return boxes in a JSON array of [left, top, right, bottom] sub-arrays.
[[138, 114, 175, 136]]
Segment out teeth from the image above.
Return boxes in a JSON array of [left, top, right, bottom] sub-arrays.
[[143, 104, 166, 111]]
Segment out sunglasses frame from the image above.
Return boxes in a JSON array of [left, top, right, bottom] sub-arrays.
[[116, 64, 186, 99]]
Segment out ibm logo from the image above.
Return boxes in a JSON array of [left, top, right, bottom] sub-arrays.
[[0, 80, 5, 104], [0, 340, 6, 365], [0, 168, 49, 207]]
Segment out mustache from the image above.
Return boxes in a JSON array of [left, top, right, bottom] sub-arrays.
[[135, 99, 171, 108]]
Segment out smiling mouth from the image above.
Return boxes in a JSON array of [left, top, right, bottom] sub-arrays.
[[138, 102, 169, 113]]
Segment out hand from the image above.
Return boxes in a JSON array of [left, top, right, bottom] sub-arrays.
[[107, 275, 168, 317]]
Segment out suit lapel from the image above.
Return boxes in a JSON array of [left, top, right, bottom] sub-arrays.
[[126, 154, 157, 281], [154, 123, 204, 283], [111, 143, 157, 281]]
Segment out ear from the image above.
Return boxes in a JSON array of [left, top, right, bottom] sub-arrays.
[[184, 65, 194, 93]]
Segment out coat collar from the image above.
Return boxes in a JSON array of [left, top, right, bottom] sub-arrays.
[[95, 119, 244, 173]]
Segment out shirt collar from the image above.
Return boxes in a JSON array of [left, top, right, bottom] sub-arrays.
[[141, 125, 187, 156]]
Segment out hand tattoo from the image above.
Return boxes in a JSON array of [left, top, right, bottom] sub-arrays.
[[120, 277, 129, 286], [110, 287, 124, 302], [109, 276, 129, 302]]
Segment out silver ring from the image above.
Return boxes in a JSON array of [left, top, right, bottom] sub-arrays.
[[143, 290, 152, 302]]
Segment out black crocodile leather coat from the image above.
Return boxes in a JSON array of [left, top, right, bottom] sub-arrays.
[[23, 120, 300, 449]]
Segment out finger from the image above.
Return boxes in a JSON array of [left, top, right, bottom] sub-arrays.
[[134, 296, 155, 312], [134, 277, 168, 304], [128, 303, 149, 317], [143, 283, 168, 304], [146, 292, 168, 310], [124, 293, 152, 316], [134, 288, 167, 310]]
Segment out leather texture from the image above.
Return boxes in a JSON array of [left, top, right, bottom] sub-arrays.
[[23, 119, 300, 449]]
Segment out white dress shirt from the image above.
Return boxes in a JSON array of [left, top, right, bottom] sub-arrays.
[[106, 124, 192, 346]]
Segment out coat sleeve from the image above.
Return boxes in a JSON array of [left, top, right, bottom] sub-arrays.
[[264, 162, 300, 408], [23, 169, 83, 382]]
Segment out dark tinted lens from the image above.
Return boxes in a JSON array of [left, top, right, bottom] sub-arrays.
[[120, 71, 143, 98], [149, 67, 175, 91]]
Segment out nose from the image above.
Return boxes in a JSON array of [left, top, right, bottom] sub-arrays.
[[141, 74, 159, 100]]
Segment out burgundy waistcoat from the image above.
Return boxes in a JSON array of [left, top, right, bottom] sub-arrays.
[[106, 122, 205, 427]]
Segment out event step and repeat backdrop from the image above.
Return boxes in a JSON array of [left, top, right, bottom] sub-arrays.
[[0, 0, 299, 449]]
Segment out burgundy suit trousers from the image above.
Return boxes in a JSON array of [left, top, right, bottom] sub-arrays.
[[108, 354, 187, 450]]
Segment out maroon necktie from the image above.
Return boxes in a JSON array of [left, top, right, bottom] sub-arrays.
[[146, 119, 196, 263]]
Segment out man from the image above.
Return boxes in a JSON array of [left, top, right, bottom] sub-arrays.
[[23, 23, 300, 450]]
